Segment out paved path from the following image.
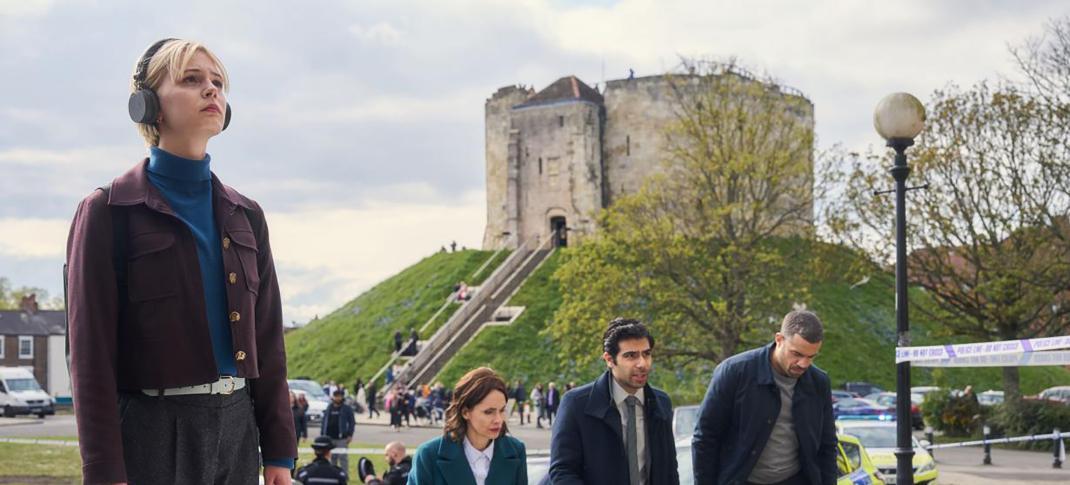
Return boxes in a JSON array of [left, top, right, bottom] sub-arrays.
[[929, 445, 1068, 484]]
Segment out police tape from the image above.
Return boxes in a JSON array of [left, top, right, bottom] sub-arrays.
[[896, 335, 1070, 364], [910, 350, 1070, 367], [923, 431, 1065, 450]]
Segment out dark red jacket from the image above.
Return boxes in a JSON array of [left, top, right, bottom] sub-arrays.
[[65, 160, 296, 484]]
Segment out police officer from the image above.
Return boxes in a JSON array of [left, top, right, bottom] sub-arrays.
[[296, 436, 349, 485]]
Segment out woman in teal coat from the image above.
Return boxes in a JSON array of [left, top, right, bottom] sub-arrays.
[[407, 367, 528, 485]]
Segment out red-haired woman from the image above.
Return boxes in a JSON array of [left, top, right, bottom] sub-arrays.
[[407, 367, 527, 485]]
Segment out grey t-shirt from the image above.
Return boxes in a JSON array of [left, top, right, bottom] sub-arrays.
[[747, 370, 801, 483]]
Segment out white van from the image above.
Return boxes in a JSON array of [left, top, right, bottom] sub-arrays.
[[0, 367, 55, 418]]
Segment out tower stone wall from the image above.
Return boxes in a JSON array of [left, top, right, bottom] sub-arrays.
[[483, 74, 814, 250]]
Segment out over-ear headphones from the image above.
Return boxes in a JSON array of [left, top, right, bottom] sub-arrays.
[[128, 38, 232, 131]]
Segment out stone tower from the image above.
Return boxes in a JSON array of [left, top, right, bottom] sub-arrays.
[[482, 74, 814, 250]]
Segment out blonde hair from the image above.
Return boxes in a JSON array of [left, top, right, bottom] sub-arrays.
[[131, 39, 230, 146]]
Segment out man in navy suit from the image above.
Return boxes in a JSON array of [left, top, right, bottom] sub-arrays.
[[549, 318, 679, 485]]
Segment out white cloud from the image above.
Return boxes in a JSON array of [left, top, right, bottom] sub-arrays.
[[0, 217, 68, 258], [0, 0, 54, 17], [0, 145, 132, 167], [263, 188, 486, 324], [349, 21, 404, 46]]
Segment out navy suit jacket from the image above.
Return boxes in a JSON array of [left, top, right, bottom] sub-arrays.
[[692, 343, 838, 485], [549, 371, 680, 485], [407, 434, 527, 485]]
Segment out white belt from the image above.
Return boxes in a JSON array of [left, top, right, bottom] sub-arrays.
[[142, 376, 246, 397]]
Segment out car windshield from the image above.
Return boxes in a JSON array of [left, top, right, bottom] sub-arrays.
[[5, 378, 42, 392], [844, 426, 898, 449], [288, 380, 327, 400]]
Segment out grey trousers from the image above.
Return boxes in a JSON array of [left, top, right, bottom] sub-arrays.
[[330, 439, 349, 471], [118, 386, 260, 485]]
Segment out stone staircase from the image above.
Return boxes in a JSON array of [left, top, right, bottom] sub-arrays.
[[391, 236, 554, 389]]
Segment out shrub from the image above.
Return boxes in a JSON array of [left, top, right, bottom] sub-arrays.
[[987, 399, 1070, 451], [922, 389, 983, 436]]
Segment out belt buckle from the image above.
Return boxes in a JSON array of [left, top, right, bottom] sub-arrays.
[[218, 376, 235, 395]]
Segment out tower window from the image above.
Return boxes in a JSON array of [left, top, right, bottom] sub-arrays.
[[626, 135, 631, 156], [539, 158, 543, 175], [558, 115, 564, 127]]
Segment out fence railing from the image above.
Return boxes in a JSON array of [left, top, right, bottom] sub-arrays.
[[392, 235, 539, 388]]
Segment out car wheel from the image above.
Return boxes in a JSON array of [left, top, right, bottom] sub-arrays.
[[2, 406, 14, 418], [37, 412, 46, 419]]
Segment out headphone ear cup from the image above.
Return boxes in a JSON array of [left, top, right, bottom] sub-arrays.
[[128, 89, 160, 124], [222, 102, 232, 131]]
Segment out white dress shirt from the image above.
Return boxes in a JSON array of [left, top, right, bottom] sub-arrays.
[[463, 436, 494, 485], [611, 378, 648, 485]]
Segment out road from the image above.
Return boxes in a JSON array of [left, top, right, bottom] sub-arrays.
[[3, 414, 1068, 483]]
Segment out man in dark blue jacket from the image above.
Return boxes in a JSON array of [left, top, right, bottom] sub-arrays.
[[321, 389, 356, 471], [550, 318, 679, 485], [692, 310, 837, 485]]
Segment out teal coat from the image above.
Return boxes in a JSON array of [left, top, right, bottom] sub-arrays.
[[407, 434, 527, 485]]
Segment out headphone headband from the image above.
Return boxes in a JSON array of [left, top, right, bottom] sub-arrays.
[[132, 38, 177, 89]]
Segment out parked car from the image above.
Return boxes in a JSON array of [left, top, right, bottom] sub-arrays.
[[287, 378, 330, 423], [977, 390, 1004, 406], [1038, 386, 1070, 404], [526, 435, 886, 485], [865, 392, 924, 430], [672, 404, 700, 440], [910, 386, 941, 400], [837, 421, 938, 485], [833, 398, 895, 422], [0, 367, 54, 418], [844, 381, 884, 397], [832, 389, 858, 402]]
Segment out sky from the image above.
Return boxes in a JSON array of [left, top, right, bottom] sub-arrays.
[[1, 0, 1067, 325]]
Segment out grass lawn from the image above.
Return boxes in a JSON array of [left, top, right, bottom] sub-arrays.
[[0, 438, 388, 483], [285, 249, 506, 388]]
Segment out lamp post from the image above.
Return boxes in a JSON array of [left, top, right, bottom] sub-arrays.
[[874, 92, 926, 485]]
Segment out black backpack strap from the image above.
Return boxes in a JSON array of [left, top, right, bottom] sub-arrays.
[[64, 183, 128, 372]]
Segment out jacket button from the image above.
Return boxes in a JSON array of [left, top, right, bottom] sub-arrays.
[[223, 236, 231, 249], [230, 311, 241, 323], [228, 272, 238, 284], [235, 351, 246, 361]]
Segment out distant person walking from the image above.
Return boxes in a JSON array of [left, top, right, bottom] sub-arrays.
[[321, 389, 356, 471], [367, 380, 381, 419], [394, 330, 403, 354], [546, 382, 560, 426]]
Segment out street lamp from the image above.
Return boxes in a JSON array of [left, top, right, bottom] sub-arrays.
[[874, 92, 926, 485]]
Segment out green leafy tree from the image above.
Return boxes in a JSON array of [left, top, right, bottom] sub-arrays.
[[825, 79, 1070, 400], [548, 60, 818, 368]]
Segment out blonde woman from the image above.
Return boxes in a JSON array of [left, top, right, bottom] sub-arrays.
[[407, 368, 527, 485], [66, 38, 295, 484]]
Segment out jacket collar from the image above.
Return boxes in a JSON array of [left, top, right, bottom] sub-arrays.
[[584, 371, 671, 424], [108, 158, 254, 214], [434, 435, 521, 485]]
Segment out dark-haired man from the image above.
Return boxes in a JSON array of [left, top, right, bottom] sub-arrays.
[[321, 389, 356, 471], [549, 318, 679, 485], [692, 310, 837, 485]]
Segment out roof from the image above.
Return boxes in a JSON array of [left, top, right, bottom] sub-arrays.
[[514, 75, 603, 108], [0, 310, 66, 336]]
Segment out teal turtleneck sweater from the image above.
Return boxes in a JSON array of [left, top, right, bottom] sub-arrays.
[[146, 146, 236, 377], [146, 147, 293, 470]]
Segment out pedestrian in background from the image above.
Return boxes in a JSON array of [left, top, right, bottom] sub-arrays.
[[321, 389, 356, 471]]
